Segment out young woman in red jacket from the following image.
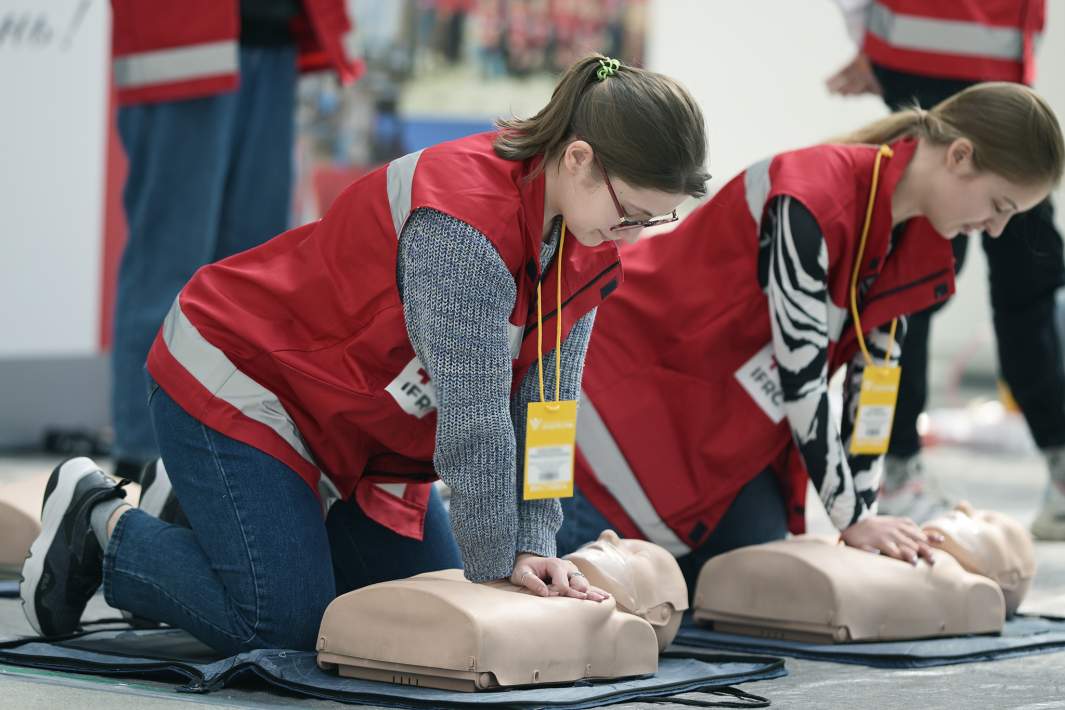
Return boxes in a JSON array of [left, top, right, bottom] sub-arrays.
[[22, 55, 710, 652], [562, 82, 1063, 589]]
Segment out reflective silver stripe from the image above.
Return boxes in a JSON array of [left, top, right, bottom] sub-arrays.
[[744, 158, 773, 224], [114, 41, 238, 89], [868, 3, 1027, 60], [386, 149, 424, 238], [161, 298, 321, 472], [376, 483, 407, 498], [577, 391, 691, 556], [508, 323, 524, 360]]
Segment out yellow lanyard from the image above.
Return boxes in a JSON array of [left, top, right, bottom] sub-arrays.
[[849, 145, 897, 367], [535, 220, 566, 405]]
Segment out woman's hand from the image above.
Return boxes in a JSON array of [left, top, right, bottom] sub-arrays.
[[510, 553, 610, 601], [826, 53, 883, 96], [840, 516, 944, 565]]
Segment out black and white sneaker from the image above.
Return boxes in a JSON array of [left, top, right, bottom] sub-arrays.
[[138, 459, 187, 528], [20, 457, 128, 636]]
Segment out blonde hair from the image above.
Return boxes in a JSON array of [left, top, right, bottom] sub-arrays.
[[839, 82, 1063, 187], [494, 54, 710, 198]]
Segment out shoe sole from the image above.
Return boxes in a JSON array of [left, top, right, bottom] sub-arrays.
[[19, 457, 101, 636], [1031, 519, 1065, 541]]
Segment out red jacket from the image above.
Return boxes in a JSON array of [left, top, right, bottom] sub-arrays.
[[147, 132, 622, 539], [863, 0, 1044, 84], [574, 140, 956, 556], [111, 0, 363, 105]]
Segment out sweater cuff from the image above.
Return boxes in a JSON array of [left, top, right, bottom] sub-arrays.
[[516, 498, 561, 558]]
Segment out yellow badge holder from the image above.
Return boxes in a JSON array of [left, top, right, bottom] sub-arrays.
[[849, 145, 901, 456], [523, 221, 578, 500]]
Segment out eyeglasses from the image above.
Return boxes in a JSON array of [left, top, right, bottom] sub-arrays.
[[595, 157, 679, 232]]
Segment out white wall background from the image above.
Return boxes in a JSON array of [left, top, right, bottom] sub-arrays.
[[646, 0, 1065, 393], [0, 0, 109, 358]]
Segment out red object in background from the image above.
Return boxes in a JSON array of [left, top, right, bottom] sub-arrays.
[[99, 86, 129, 351], [312, 163, 373, 215]]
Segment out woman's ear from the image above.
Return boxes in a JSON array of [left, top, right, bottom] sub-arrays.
[[561, 139, 595, 177], [945, 137, 975, 175]]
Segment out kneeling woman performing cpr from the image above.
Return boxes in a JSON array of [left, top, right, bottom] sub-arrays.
[[560, 83, 1063, 586], [21, 55, 709, 653]]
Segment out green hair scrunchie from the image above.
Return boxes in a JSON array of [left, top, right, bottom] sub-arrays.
[[596, 57, 621, 81]]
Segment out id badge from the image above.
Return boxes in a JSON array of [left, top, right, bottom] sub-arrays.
[[523, 400, 577, 500], [849, 365, 901, 455]]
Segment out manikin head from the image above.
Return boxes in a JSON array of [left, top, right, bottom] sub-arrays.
[[923, 502, 1036, 616], [0, 501, 39, 572], [564, 530, 688, 650]]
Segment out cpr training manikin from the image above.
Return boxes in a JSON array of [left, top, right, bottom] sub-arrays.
[[316, 530, 688, 691], [692, 505, 1036, 643], [0, 501, 39, 578]]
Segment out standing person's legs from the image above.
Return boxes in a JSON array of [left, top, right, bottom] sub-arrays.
[[213, 46, 298, 261], [105, 380, 337, 653], [983, 199, 1065, 539], [111, 95, 238, 473]]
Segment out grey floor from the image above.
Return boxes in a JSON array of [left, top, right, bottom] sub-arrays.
[[1, 443, 1063, 709]]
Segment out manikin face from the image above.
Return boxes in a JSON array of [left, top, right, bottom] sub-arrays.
[[919, 139, 1049, 239], [564, 530, 688, 650], [923, 502, 1036, 615], [555, 141, 689, 248]]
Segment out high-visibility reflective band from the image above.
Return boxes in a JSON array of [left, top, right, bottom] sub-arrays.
[[377, 483, 407, 498], [114, 41, 238, 89], [576, 391, 691, 556], [386, 149, 424, 238], [868, 3, 1029, 60], [744, 158, 772, 225], [161, 298, 322, 473], [745, 156, 847, 342]]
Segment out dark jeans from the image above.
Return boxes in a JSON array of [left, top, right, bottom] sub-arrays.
[[111, 46, 298, 464], [872, 65, 1065, 455], [557, 469, 789, 598], [102, 377, 462, 655]]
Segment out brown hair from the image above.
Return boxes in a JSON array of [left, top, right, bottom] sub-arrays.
[[494, 54, 710, 198], [838, 82, 1063, 188]]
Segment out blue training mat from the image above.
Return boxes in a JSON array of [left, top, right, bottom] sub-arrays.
[[0, 626, 786, 709], [0, 580, 19, 598], [674, 613, 1065, 668]]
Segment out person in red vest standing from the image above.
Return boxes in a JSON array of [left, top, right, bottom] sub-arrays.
[[22, 55, 711, 653], [827, 1, 1065, 540], [108, 1, 362, 483], [560, 83, 1063, 591]]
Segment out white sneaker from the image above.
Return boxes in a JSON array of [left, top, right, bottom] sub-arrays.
[[877, 454, 953, 524], [1031, 481, 1065, 541]]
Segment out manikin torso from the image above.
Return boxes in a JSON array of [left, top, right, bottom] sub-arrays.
[[316, 531, 688, 691], [692, 507, 1035, 643]]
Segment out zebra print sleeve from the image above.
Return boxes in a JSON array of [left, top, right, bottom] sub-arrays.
[[763, 196, 901, 530]]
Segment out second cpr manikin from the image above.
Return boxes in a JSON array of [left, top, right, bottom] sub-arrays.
[[564, 530, 689, 650], [692, 506, 1035, 643], [316, 531, 687, 691]]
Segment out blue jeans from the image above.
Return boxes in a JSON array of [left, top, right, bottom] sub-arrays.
[[110, 46, 298, 464], [557, 468, 789, 597], [102, 379, 463, 654]]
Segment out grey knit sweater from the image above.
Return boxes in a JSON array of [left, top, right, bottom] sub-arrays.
[[397, 207, 596, 582]]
